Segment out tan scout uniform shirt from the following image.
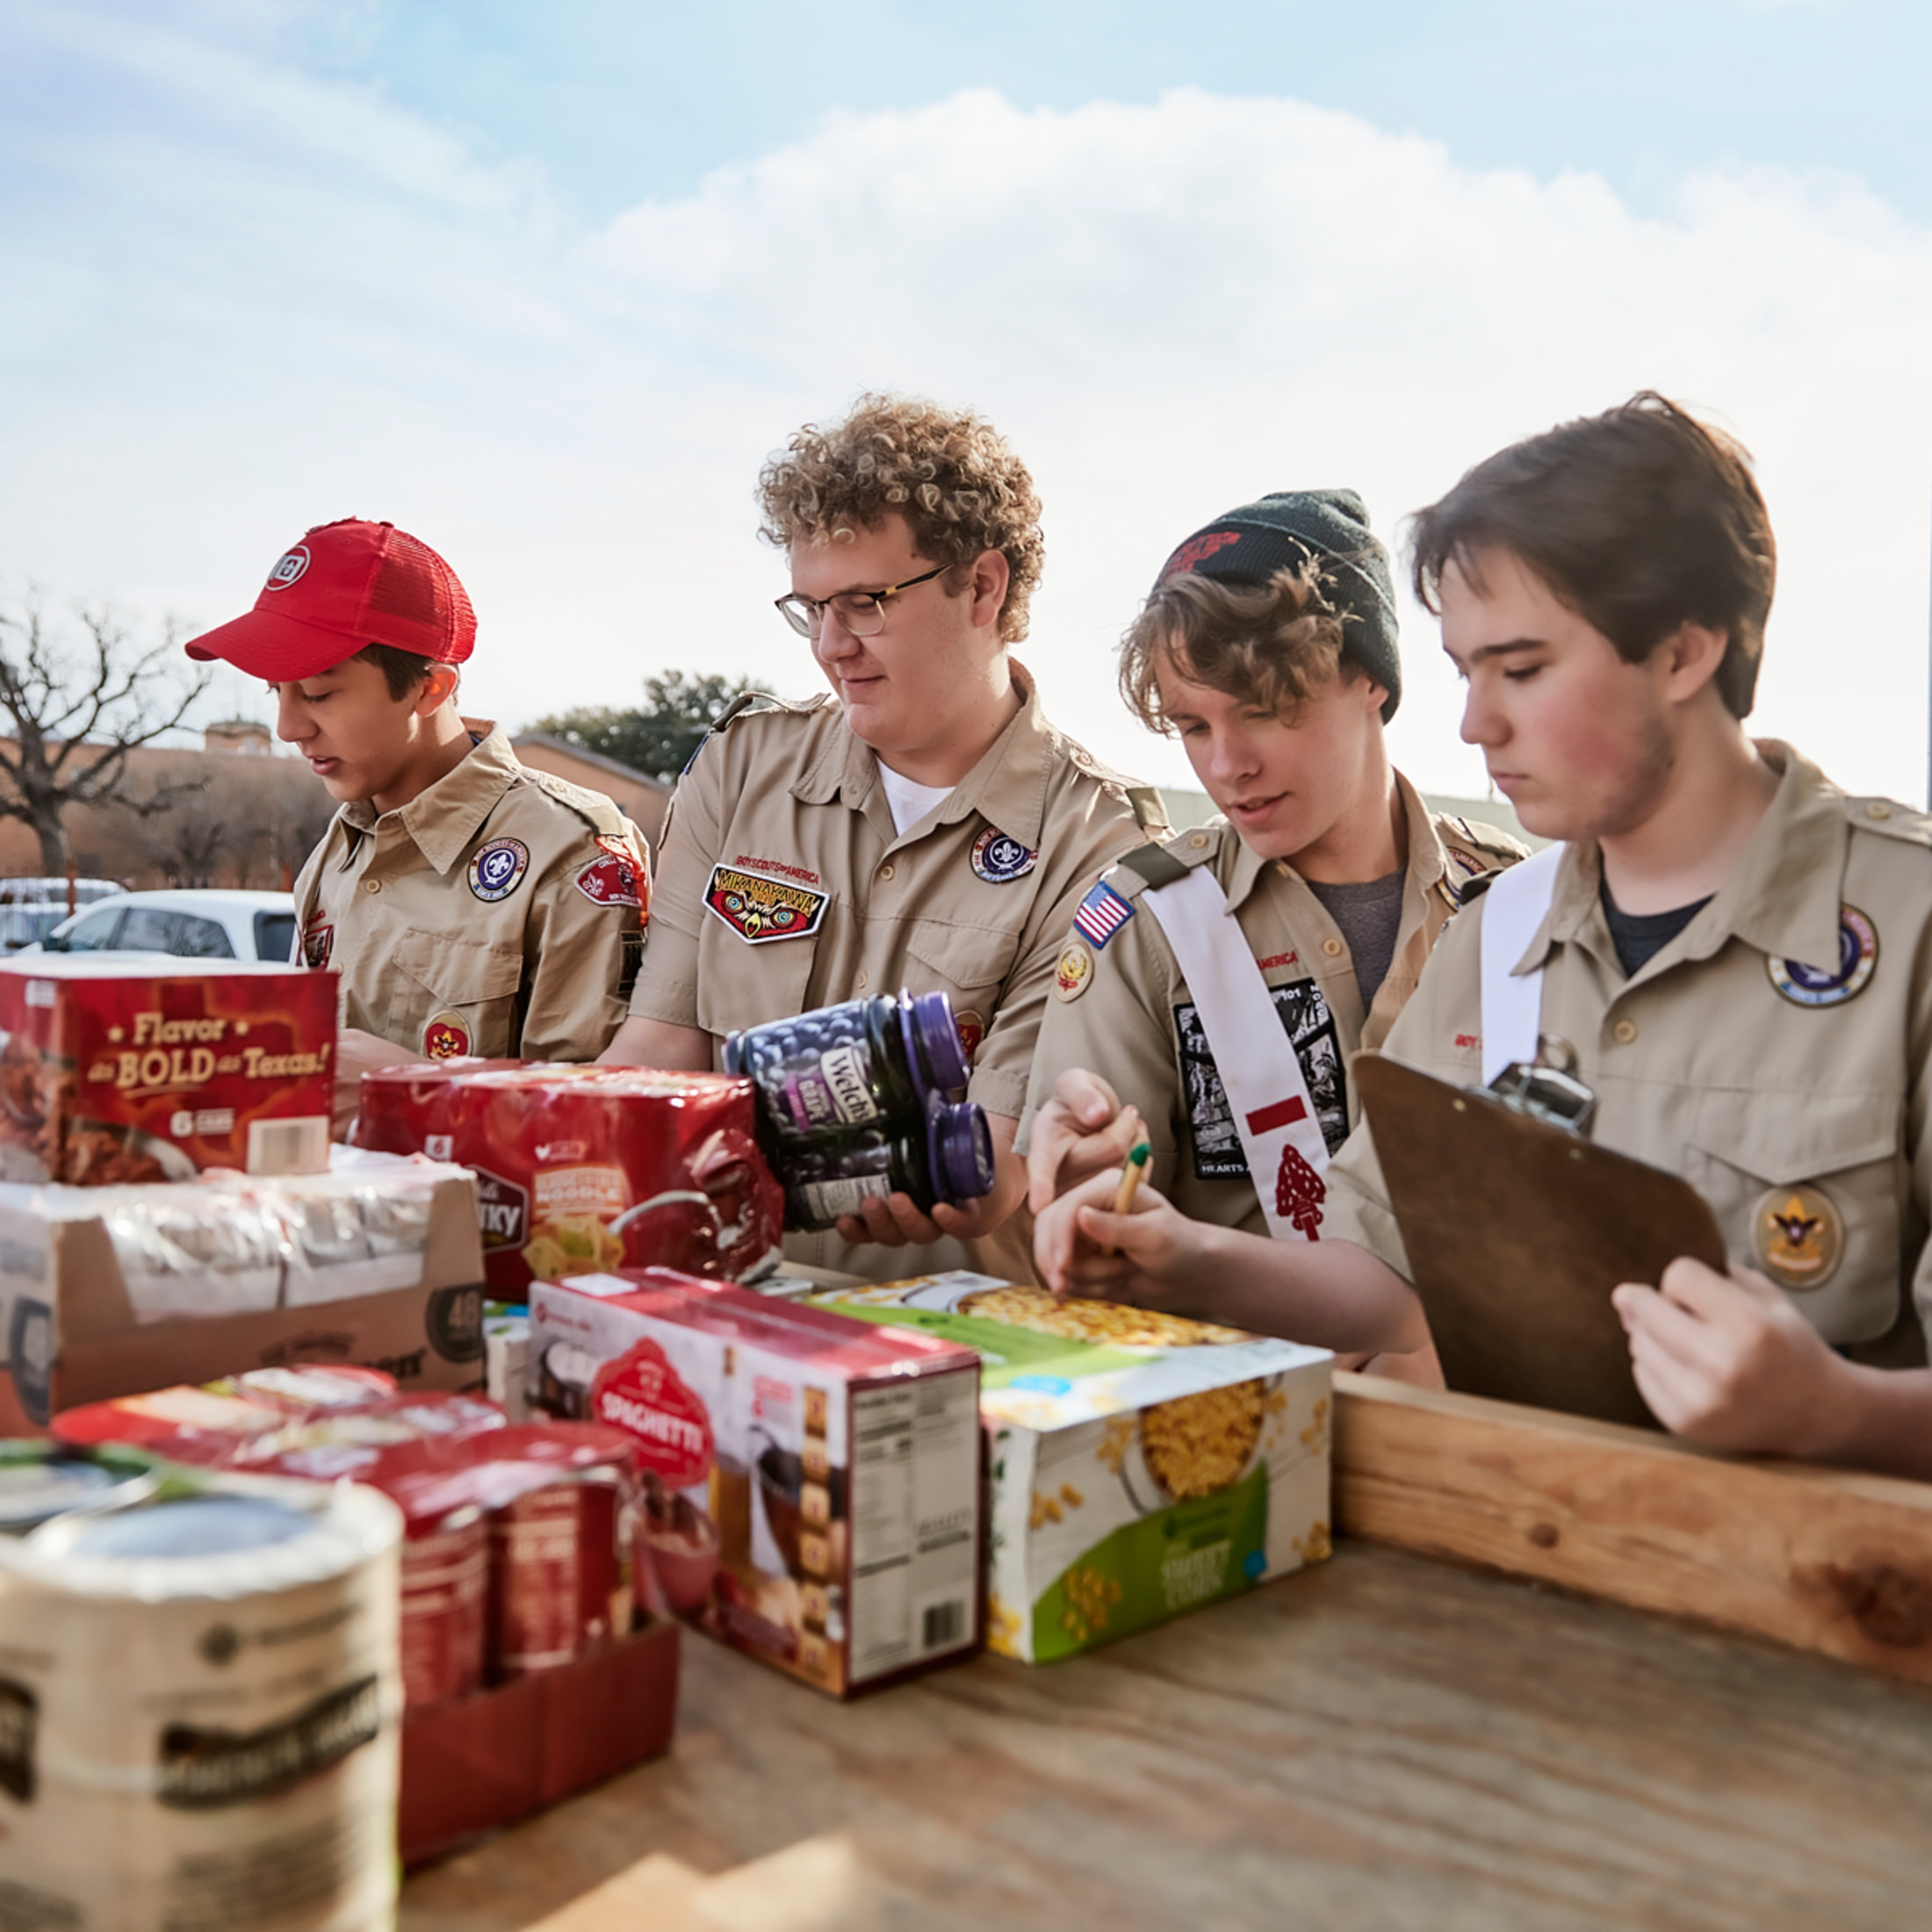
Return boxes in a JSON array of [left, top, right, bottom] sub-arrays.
[[294, 722, 648, 1064], [1018, 772, 1525, 1239], [1326, 744, 1932, 1364], [628, 671, 1160, 1283]]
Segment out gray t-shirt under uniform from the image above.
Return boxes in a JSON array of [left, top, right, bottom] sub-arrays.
[[1305, 869, 1407, 1009]]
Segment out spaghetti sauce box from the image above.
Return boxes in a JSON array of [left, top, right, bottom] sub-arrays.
[[529, 1269, 981, 1697], [0, 958, 335, 1184]]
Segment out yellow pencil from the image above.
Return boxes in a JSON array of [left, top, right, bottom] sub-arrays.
[[1110, 1140, 1151, 1221]]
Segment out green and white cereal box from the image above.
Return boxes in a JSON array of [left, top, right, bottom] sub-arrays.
[[806, 1273, 1331, 1662]]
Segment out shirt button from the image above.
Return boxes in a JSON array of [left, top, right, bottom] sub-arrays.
[[1189, 833, 1208, 850], [1613, 1019, 1638, 1044], [855, 970, 869, 990], [878, 862, 895, 881], [1867, 801, 1892, 820], [1322, 938, 1344, 957], [362, 878, 381, 895]]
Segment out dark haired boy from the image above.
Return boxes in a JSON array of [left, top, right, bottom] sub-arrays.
[[1022, 491, 1523, 1266], [185, 518, 650, 1120], [1037, 396, 1932, 1480]]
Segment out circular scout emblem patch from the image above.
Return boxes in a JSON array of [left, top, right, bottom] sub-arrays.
[[1752, 1185, 1844, 1290], [1053, 940, 1094, 1003], [955, 1009, 986, 1062], [423, 1011, 472, 1059], [1766, 905, 1878, 1008], [971, 826, 1039, 885], [469, 837, 530, 903]]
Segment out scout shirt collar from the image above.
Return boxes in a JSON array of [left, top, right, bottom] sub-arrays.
[[1512, 739, 1842, 981], [1216, 768, 1440, 916], [338, 717, 521, 875], [791, 664, 1055, 851]]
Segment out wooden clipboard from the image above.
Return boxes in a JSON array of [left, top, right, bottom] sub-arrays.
[[1354, 1055, 1728, 1429]]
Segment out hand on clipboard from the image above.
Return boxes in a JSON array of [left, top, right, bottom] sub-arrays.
[[1355, 1052, 1727, 1429]]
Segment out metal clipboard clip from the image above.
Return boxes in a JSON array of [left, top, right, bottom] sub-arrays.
[[1483, 1034, 1598, 1138]]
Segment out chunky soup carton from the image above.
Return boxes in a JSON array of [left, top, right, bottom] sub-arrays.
[[530, 1268, 981, 1696], [0, 957, 335, 1185], [804, 1274, 1332, 1663], [357, 1063, 782, 1294]]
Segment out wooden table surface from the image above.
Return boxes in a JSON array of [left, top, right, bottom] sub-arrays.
[[400, 1539, 1932, 1932]]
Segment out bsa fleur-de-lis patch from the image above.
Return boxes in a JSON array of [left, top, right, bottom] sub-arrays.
[[704, 862, 829, 944]]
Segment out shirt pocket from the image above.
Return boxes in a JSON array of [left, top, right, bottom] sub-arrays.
[[901, 919, 1019, 998], [1683, 1090, 1906, 1345], [392, 928, 525, 1058], [693, 915, 817, 1042]]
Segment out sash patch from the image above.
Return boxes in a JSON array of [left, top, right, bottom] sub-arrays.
[[704, 862, 829, 944], [1178, 981, 1345, 1182]]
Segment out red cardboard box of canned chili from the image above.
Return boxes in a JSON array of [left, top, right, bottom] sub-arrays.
[[357, 1063, 782, 1294], [530, 1269, 983, 1697], [0, 958, 335, 1186]]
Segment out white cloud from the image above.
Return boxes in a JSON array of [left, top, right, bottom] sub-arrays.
[[4, 42, 1931, 804]]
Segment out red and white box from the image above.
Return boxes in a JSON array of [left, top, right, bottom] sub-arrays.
[[356, 1063, 781, 1294], [530, 1269, 983, 1697], [0, 957, 335, 1185]]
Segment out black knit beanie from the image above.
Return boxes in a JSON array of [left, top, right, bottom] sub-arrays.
[[1155, 489, 1402, 722]]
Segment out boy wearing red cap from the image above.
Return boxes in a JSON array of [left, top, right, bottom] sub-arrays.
[[186, 519, 650, 1121]]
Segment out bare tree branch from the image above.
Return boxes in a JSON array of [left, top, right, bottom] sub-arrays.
[[0, 590, 213, 873]]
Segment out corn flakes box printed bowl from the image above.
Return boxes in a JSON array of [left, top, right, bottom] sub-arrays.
[[804, 1274, 1332, 1662]]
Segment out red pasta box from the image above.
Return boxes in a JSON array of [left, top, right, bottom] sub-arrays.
[[0, 958, 335, 1184], [357, 1063, 781, 1294], [529, 1269, 982, 1697]]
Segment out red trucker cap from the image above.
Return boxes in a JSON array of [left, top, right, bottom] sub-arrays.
[[184, 519, 477, 681]]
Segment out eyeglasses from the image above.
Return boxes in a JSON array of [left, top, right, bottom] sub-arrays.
[[775, 562, 949, 638]]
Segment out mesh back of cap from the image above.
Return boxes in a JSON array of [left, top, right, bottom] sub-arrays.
[[364, 529, 476, 660]]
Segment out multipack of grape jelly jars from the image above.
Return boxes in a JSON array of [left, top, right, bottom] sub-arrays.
[[723, 991, 996, 1230]]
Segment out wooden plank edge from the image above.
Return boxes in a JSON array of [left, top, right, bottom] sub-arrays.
[[1331, 1369, 1932, 1683]]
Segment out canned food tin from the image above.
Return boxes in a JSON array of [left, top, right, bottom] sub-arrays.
[[0, 1480, 402, 1931]]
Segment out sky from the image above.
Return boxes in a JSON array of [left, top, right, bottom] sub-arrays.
[[4, 0, 1931, 805]]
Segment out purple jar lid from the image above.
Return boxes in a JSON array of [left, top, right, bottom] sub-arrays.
[[896, 989, 970, 1093], [926, 1099, 996, 1205]]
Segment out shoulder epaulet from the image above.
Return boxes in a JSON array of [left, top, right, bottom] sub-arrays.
[[1126, 784, 1169, 836], [1112, 822, 1226, 896], [680, 690, 821, 775], [1433, 811, 1533, 869], [522, 766, 633, 841], [1842, 794, 1932, 847]]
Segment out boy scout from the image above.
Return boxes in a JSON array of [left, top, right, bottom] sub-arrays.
[[185, 517, 649, 1120], [1020, 491, 1525, 1249], [1037, 395, 1932, 1480], [600, 393, 1159, 1283]]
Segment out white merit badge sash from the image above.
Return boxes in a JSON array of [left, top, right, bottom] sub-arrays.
[[1140, 866, 1332, 1243], [1478, 843, 1565, 1085]]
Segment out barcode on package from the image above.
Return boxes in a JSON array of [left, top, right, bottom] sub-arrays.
[[246, 1115, 329, 1176], [921, 1599, 966, 1649]]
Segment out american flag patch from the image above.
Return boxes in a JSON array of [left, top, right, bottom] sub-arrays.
[[1073, 881, 1135, 948]]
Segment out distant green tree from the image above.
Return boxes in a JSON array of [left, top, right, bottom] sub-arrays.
[[531, 671, 757, 781]]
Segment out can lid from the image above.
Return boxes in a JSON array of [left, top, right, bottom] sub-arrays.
[[60, 1493, 312, 1559], [927, 1099, 997, 1204], [0, 1455, 125, 1533], [899, 989, 969, 1093]]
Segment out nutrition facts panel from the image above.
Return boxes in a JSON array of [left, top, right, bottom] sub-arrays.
[[847, 1371, 979, 1683]]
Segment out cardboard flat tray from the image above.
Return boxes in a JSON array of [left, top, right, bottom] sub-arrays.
[[399, 1617, 681, 1870]]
